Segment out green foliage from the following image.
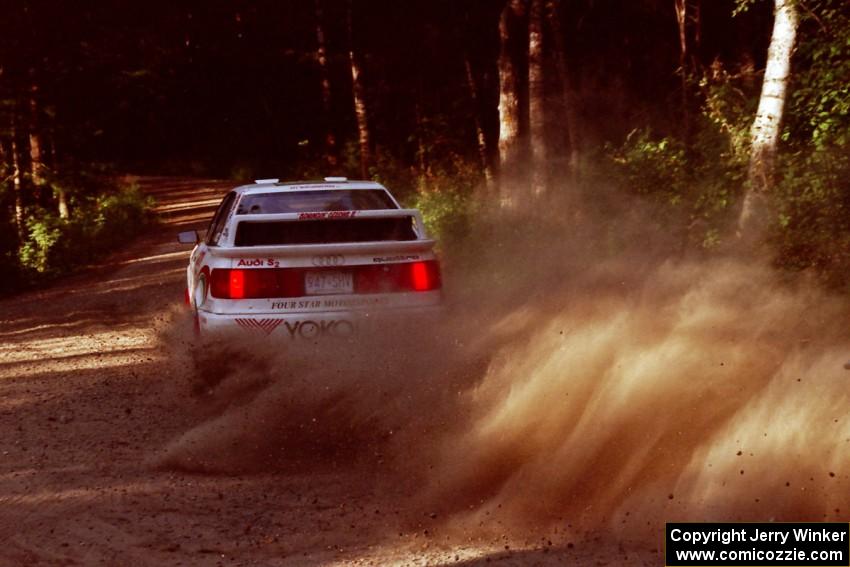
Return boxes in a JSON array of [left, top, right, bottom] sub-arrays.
[[785, 0, 850, 150], [352, 136, 483, 244], [252, 137, 482, 246], [408, 187, 476, 245], [699, 61, 759, 163], [19, 214, 64, 274], [608, 124, 744, 249], [608, 0, 850, 285], [15, 182, 153, 284], [732, 0, 761, 18], [767, 0, 850, 285], [770, 146, 850, 284], [89, 185, 154, 242], [395, 150, 481, 244], [609, 130, 689, 205]]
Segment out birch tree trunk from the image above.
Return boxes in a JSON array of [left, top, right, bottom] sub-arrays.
[[347, 0, 371, 179], [528, 0, 546, 197], [315, 0, 338, 169], [546, 0, 580, 182], [737, 0, 798, 238], [464, 56, 494, 192], [497, 0, 523, 206]]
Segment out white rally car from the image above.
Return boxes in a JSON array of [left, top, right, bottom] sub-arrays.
[[177, 177, 442, 339]]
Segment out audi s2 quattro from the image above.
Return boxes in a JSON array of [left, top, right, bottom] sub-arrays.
[[177, 177, 442, 339]]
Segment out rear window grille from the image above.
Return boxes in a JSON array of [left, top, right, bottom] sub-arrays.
[[234, 217, 417, 246]]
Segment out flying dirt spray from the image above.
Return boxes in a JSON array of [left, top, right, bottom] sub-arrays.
[[157, 194, 850, 541], [422, 256, 850, 540]]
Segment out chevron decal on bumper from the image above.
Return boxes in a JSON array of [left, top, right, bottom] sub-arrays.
[[234, 318, 283, 335]]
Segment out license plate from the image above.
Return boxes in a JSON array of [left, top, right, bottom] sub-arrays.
[[304, 271, 354, 295]]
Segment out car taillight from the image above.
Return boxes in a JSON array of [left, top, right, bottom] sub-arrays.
[[209, 260, 441, 299], [229, 270, 245, 299], [354, 260, 441, 294], [210, 268, 303, 299], [410, 260, 440, 291]]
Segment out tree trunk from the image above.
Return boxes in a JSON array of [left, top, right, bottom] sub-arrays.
[[51, 137, 69, 219], [315, 0, 338, 170], [10, 118, 25, 242], [737, 0, 798, 238], [528, 0, 546, 197], [56, 187, 69, 219], [546, 0, 580, 183], [347, 0, 371, 179], [692, 0, 701, 54], [463, 55, 494, 192], [674, 0, 689, 137], [28, 81, 45, 192], [414, 97, 429, 191], [0, 133, 18, 252], [497, 0, 523, 206]]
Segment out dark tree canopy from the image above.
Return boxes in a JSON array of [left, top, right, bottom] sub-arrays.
[[1, 0, 848, 289], [0, 0, 771, 175]]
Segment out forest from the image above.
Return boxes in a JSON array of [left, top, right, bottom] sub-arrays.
[[0, 0, 848, 290]]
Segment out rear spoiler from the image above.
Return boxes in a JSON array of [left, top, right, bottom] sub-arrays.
[[234, 208, 425, 228], [212, 239, 436, 258], [222, 208, 429, 247]]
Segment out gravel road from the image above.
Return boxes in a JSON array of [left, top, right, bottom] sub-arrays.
[[0, 177, 654, 566]]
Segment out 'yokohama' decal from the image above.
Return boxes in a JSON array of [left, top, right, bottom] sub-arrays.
[[234, 318, 283, 335]]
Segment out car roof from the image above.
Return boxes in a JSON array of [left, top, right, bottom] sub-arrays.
[[233, 179, 389, 195]]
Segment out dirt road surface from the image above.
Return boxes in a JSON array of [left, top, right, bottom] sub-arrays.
[[0, 177, 653, 566]]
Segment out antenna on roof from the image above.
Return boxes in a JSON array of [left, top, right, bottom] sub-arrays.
[[324, 177, 348, 182]]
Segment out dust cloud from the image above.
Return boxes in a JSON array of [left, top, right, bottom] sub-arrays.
[[157, 189, 850, 539]]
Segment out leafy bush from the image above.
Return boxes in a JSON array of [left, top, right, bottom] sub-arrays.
[[785, 1, 850, 151], [398, 151, 481, 244], [409, 187, 476, 245], [607, 124, 744, 250], [608, 130, 689, 205], [765, 1, 850, 285], [606, 0, 850, 287], [15, 182, 153, 285], [18, 213, 65, 274], [89, 185, 153, 245], [698, 60, 758, 163], [771, 146, 850, 285]]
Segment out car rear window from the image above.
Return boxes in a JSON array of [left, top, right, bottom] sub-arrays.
[[235, 217, 417, 246], [236, 190, 396, 215]]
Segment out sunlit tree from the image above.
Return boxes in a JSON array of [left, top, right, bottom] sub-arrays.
[[738, 0, 799, 238], [497, 0, 523, 205]]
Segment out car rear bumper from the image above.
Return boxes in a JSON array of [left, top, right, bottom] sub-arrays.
[[197, 304, 444, 339]]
